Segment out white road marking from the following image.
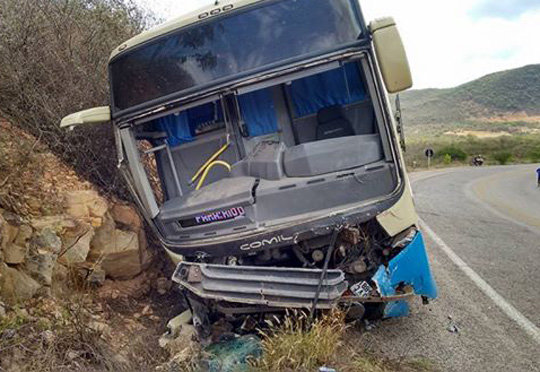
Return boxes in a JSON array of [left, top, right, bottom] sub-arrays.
[[419, 219, 540, 345]]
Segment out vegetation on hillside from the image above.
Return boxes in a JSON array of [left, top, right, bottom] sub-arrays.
[[401, 64, 540, 125], [0, 0, 155, 198], [405, 134, 540, 169], [399, 64, 540, 169]]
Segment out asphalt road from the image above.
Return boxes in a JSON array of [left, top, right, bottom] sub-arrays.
[[361, 165, 540, 372]]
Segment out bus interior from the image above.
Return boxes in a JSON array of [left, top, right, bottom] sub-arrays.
[[130, 57, 398, 246]]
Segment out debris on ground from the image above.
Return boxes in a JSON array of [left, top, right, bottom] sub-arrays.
[[364, 319, 380, 332], [447, 315, 460, 333], [319, 367, 337, 372], [202, 335, 262, 372]]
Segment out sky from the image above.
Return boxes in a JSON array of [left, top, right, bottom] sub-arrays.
[[138, 0, 540, 89]]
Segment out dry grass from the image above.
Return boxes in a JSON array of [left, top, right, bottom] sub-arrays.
[[0, 271, 177, 372], [251, 310, 346, 372], [0, 298, 124, 372], [250, 310, 436, 372]]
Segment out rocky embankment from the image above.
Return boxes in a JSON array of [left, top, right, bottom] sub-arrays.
[[0, 119, 156, 306], [0, 120, 182, 371], [0, 190, 150, 304]]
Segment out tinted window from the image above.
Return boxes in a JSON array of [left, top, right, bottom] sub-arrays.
[[111, 0, 362, 112]]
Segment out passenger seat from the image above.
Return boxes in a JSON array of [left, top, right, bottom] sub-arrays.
[[316, 105, 355, 140]]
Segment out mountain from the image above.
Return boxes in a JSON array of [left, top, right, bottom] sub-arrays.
[[400, 64, 540, 125]]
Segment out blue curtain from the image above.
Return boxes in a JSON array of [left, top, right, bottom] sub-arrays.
[[156, 111, 193, 147], [155, 102, 224, 147], [289, 63, 366, 117], [238, 88, 279, 137]]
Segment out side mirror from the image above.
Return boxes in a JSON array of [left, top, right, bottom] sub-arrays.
[[60, 106, 111, 129], [369, 17, 412, 93]]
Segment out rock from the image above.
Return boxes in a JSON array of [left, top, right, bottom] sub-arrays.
[[32, 228, 62, 254], [97, 229, 142, 280], [26, 197, 42, 212], [162, 323, 198, 356], [66, 350, 83, 360], [160, 310, 193, 349], [25, 248, 57, 286], [16, 308, 30, 319], [51, 262, 69, 294], [36, 286, 52, 298], [0, 263, 41, 304], [59, 222, 94, 265], [30, 215, 77, 231], [3, 243, 27, 264], [14, 224, 33, 246], [89, 212, 116, 257], [0, 213, 19, 250], [1, 210, 21, 227], [41, 330, 55, 344], [64, 190, 108, 221], [88, 320, 111, 335], [86, 266, 106, 286], [111, 204, 142, 230], [168, 310, 193, 336], [0, 301, 6, 317]]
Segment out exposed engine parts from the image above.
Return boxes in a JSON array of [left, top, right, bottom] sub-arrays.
[[174, 222, 420, 329]]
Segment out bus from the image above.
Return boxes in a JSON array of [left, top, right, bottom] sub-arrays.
[[61, 0, 437, 331]]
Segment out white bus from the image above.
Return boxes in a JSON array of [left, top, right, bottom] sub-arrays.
[[62, 0, 437, 330]]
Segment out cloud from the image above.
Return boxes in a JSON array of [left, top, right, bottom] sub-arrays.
[[361, 0, 540, 88], [470, 0, 540, 19]]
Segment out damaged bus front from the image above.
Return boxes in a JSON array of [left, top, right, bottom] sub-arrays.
[[61, 0, 437, 327]]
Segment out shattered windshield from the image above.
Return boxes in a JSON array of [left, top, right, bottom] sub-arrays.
[[110, 0, 363, 112]]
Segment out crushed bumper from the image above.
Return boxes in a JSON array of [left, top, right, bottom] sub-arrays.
[[172, 263, 348, 309], [172, 231, 437, 315]]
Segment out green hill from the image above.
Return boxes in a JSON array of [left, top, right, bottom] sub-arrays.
[[400, 64, 540, 125]]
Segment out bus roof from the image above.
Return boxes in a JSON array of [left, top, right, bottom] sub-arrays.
[[109, 0, 262, 61]]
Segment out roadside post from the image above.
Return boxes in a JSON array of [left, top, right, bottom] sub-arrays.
[[425, 148, 434, 169]]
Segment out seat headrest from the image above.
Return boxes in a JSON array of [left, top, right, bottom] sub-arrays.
[[317, 105, 347, 124]]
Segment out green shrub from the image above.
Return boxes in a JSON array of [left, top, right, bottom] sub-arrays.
[[438, 145, 467, 161], [443, 154, 452, 164], [527, 147, 540, 162], [493, 151, 513, 165]]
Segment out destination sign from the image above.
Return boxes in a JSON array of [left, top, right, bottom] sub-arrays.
[[179, 207, 246, 228]]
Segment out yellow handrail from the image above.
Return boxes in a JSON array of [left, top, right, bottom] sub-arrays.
[[190, 143, 230, 184], [195, 160, 232, 190]]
